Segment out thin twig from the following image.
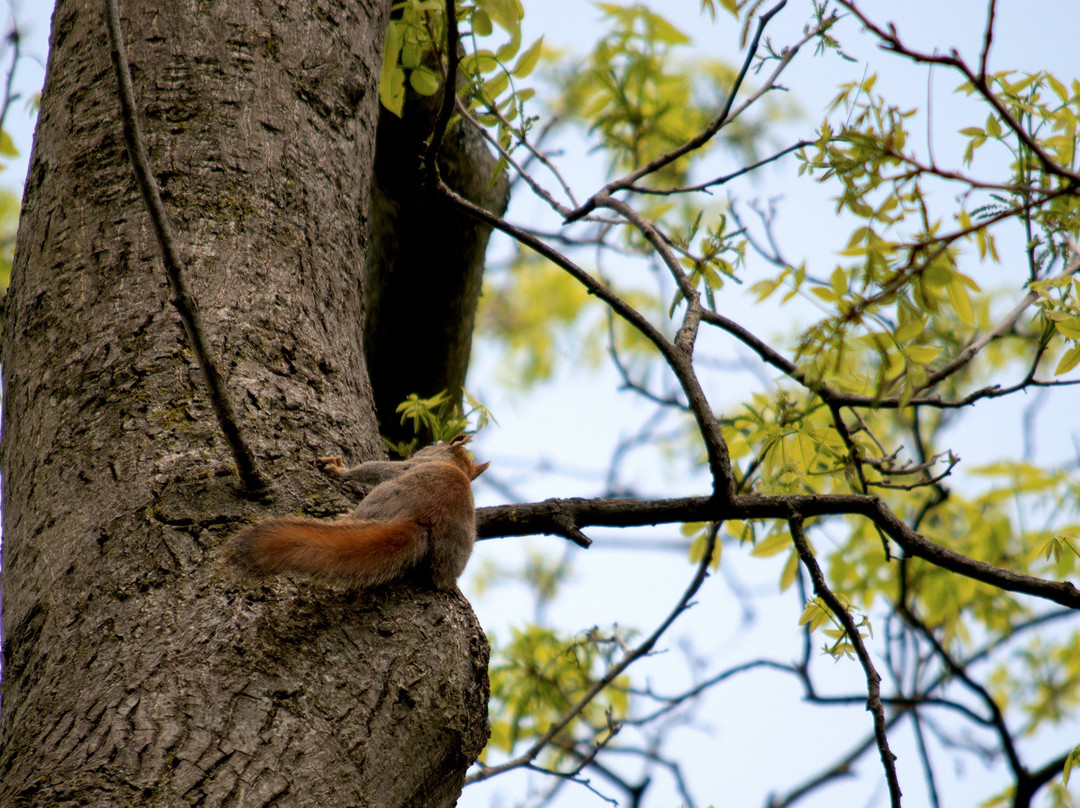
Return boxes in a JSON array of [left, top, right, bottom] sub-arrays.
[[455, 98, 574, 218], [627, 140, 813, 196], [459, 97, 580, 214], [467, 522, 721, 784], [0, 20, 22, 138], [899, 602, 1025, 779], [700, 246, 1080, 410], [565, 0, 796, 222], [788, 517, 901, 807], [837, 0, 1080, 186], [434, 180, 737, 499], [102, 0, 266, 494], [978, 0, 997, 81], [424, 0, 460, 183]]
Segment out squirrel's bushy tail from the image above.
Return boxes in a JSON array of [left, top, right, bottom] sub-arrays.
[[233, 518, 427, 587]]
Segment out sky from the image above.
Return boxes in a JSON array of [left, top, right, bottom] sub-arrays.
[[462, 2, 1080, 807], [5, 2, 1080, 808]]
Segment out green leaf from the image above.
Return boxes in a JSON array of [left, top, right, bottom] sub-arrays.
[[0, 130, 17, 158], [830, 266, 848, 298], [472, 9, 493, 36], [476, 0, 523, 36], [1054, 317, 1080, 339], [906, 344, 941, 364], [460, 50, 500, 77], [750, 529, 791, 558], [1054, 343, 1080, 375], [512, 37, 544, 79], [495, 31, 522, 64], [481, 71, 510, 104], [379, 23, 406, 116], [409, 66, 441, 96], [644, 9, 690, 45], [946, 277, 975, 326], [779, 550, 800, 592], [1064, 745, 1080, 786], [798, 598, 833, 632]]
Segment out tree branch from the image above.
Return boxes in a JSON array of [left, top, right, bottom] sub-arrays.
[[102, 0, 266, 494], [788, 517, 901, 807], [627, 139, 814, 196], [424, 0, 460, 183], [837, 0, 1080, 187], [565, 0, 794, 222], [467, 523, 721, 784], [476, 493, 1080, 609], [434, 180, 737, 499]]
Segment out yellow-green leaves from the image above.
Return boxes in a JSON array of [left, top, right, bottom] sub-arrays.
[[477, 255, 593, 387], [1041, 534, 1080, 575], [684, 521, 722, 568], [378, 0, 540, 134], [1065, 745, 1080, 787], [726, 393, 851, 495], [749, 525, 802, 591], [487, 626, 630, 760], [475, 0, 523, 38], [1056, 343, 1080, 375], [0, 130, 17, 159], [553, 5, 782, 187], [799, 595, 872, 660], [385, 389, 493, 457], [0, 187, 18, 290], [1033, 274, 1080, 376], [379, 4, 434, 117]]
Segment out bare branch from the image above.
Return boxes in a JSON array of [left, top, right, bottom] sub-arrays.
[[627, 140, 814, 196], [979, 0, 997, 80], [476, 493, 1080, 609], [837, 0, 1080, 187], [565, 0, 799, 222], [700, 245, 1080, 411], [424, 0, 460, 182], [0, 19, 23, 138], [788, 518, 901, 807], [455, 99, 577, 219], [102, 0, 266, 494], [434, 181, 737, 500], [466, 523, 721, 784], [594, 195, 735, 497]]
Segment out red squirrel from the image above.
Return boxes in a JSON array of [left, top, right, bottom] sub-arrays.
[[231, 435, 489, 590]]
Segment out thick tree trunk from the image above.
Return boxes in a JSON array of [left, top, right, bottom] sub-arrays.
[[0, 1, 490, 805]]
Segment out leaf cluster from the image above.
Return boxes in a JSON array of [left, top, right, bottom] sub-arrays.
[[487, 625, 630, 763], [385, 388, 494, 457]]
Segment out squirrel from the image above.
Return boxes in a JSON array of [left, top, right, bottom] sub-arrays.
[[230, 435, 489, 591]]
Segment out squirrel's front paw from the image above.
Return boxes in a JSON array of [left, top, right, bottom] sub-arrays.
[[316, 456, 345, 477]]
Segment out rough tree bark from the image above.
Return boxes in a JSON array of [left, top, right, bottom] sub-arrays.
[[0, 1, 490, 805]]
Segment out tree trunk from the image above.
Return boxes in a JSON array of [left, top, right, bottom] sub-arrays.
[[0, 1, 490, 805]]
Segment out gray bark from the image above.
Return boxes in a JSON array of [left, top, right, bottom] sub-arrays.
[[0, 1, 490, 805]]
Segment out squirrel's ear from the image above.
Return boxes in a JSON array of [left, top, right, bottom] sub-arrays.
[[450, 434, 473, 447]]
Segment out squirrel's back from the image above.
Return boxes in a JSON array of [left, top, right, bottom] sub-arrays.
[[230, 436, 488, 591]]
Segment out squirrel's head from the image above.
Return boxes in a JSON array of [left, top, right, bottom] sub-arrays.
[[449, 434, 490, 480]]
